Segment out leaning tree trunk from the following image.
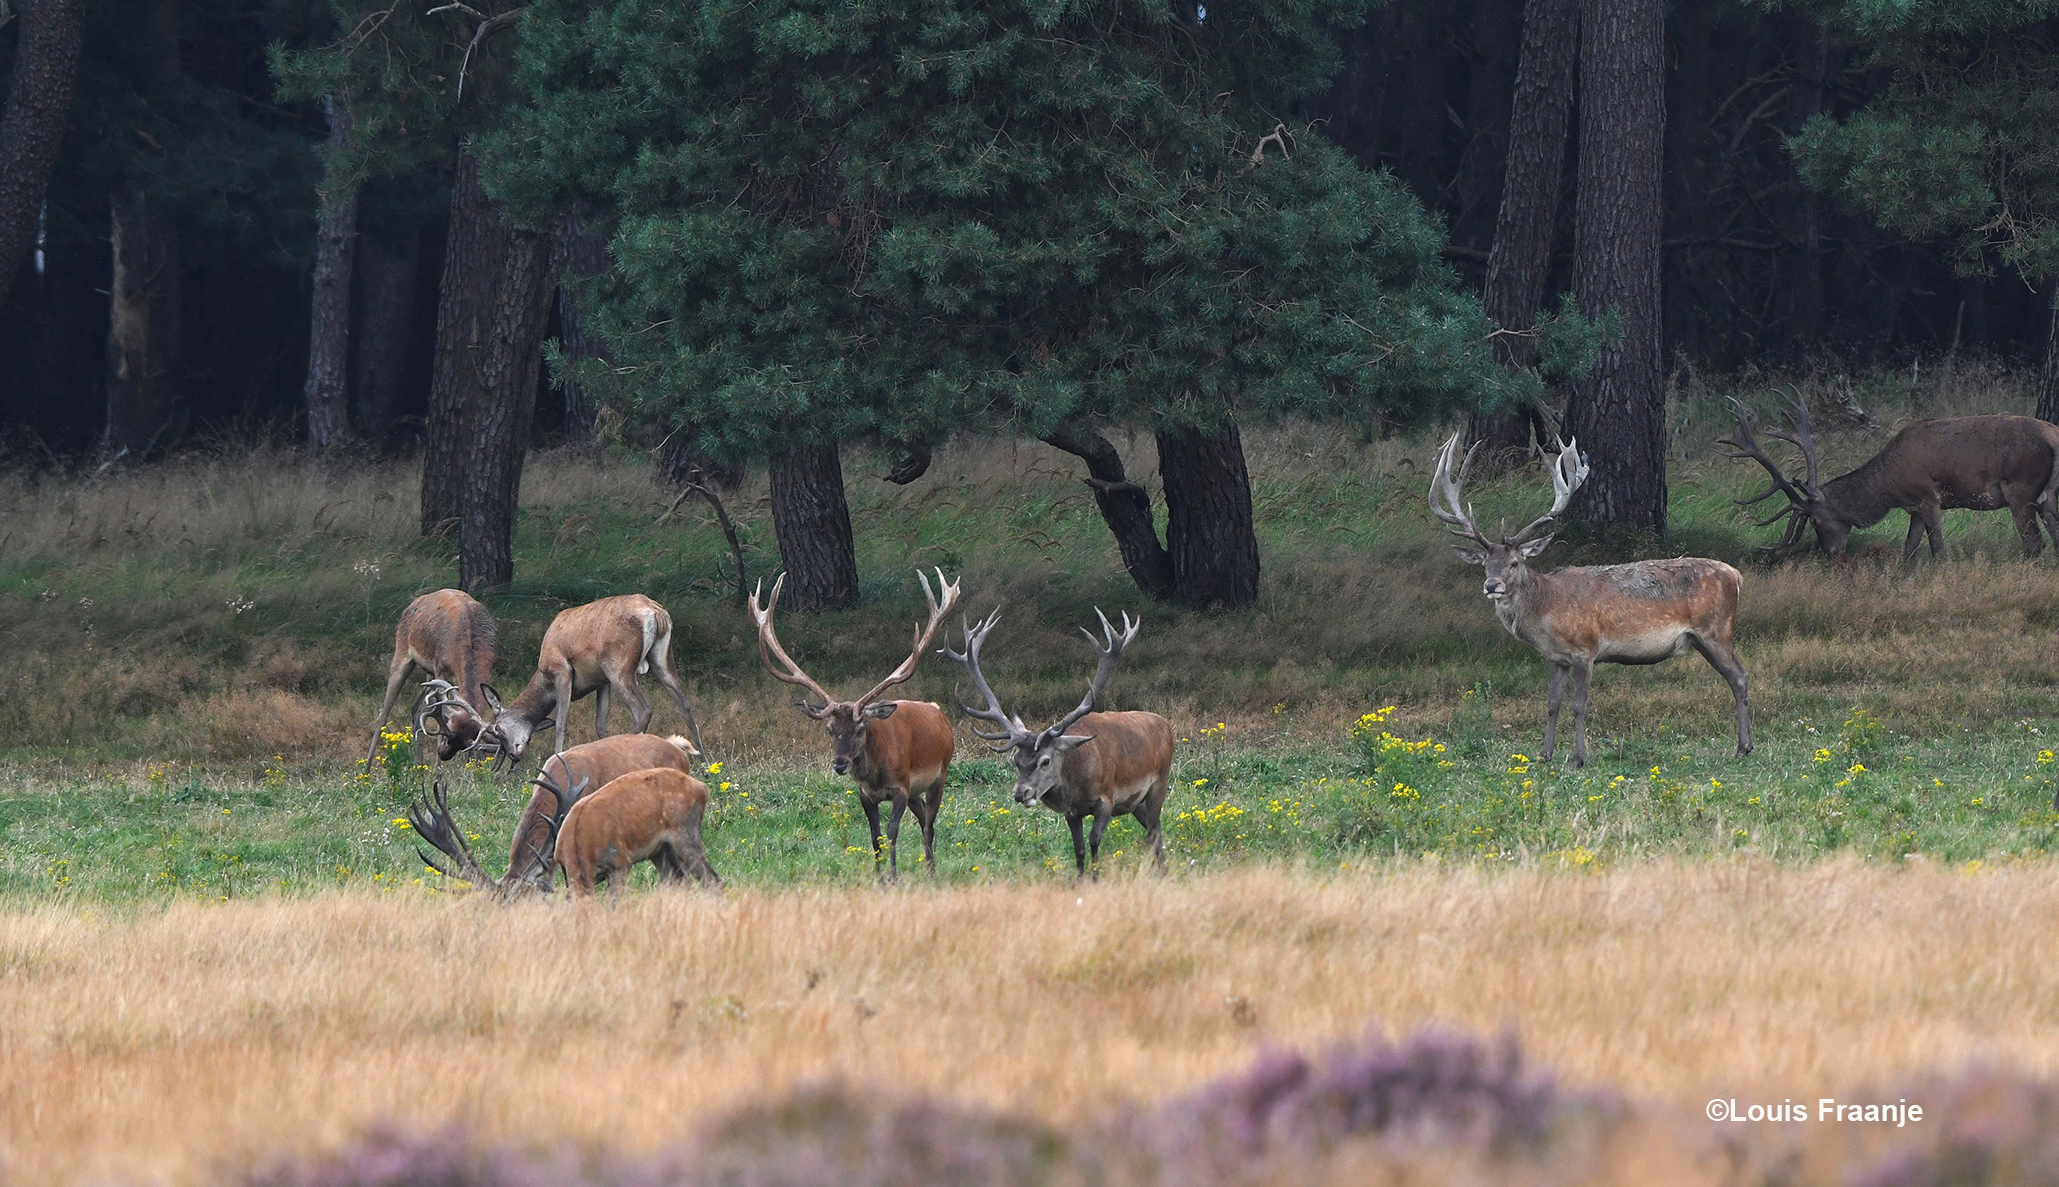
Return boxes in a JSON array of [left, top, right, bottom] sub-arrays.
[[423, 149, 555, 588], [768, 443, 859, 612], [1156, 422, 1259, 610], [104, 183, 183, 458], [0, 0, 86, 305], [1561, 0, 1667, 530], [1040, 423, 1174, 600], [2038, 288, 2059, 425], [1474, 0, 1579, 456], [304, 97, 358, 452]]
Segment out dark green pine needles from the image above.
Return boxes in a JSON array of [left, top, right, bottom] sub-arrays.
[[483, 0, 1525, 460]]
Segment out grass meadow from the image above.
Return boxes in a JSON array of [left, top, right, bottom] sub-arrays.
[[8, 359, 2059, 1184]]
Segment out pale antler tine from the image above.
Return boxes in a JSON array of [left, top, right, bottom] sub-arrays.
[[856, 569, 960, 708]]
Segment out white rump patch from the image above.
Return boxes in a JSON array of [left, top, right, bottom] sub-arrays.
[[638, 609, 659, 675]]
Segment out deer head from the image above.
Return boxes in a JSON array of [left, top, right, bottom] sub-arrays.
[[1718, 392, 1841, 554], [1429, 432, 1589, 599], [412, 679, 492, 763], [750, 568, 959, 777], [944, 606, 1141, 807]]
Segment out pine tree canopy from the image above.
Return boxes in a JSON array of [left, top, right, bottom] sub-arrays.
[[485, 0, 1522, 460], [1788, 0, 2059, 282]]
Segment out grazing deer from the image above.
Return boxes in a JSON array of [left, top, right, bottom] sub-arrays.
[[502, 732, 702, 893], [1721, 393, 2059, 560], [750, 569, 959, 881], [368, 589, 497, 764], [945, 607, 1174, 877], [1430, 433, 1753, 768], [406, 767, 587, 901], [555, 767, 723, 897], [479, 594, 704, 763]]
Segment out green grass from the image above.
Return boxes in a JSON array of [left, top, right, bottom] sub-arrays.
[[8, 357, 2059, 899]]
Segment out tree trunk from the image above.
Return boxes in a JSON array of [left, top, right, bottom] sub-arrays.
[[552, 211, 607, 445], [0, 0, 86, 305], [352, 225, 434, 452], [1562, 0, 1667, 531], [1040, 423, 1175, 600], [1475, 0, 1579, 456], [768, 443, 859, 612], [304, 97, 358, 452], [2039, 287, 2059, 425], [1156, 422, 1260, 610], [423, 149, 555, 588], [104, 183, 183, 458]]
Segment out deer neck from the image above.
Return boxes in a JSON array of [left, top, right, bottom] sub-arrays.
[[507, 670, 559, 728], [1820, 468, 1895, 530], [1492, 566, 1551, 642]]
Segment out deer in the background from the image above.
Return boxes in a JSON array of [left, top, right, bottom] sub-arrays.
[[479, 594, 704, 763], [751, 569, 958, 881], [368, 589, 497, 764], [946, 607, 1174, 877], [502, 732, 702, 893], [1720, 393, 2059, 560], [1430, 433, 1753, 769], [406, 767, 586, 901], [555, 767, 722, 897]]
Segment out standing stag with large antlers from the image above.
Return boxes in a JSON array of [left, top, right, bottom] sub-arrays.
[[367, 589, 498, 764], [1431, 433, 1753, 768], [1720, 393, 2059, 560], [479, 594, 704, 764], [945, 608, 1173, 877], [751, 569, 959, 881]]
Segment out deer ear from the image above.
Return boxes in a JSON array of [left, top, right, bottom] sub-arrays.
[[1052, 733, 1093, 752], [479, 684, 504, 714], [1517, 534, 1555, 559], [865, 702, 899, 720], [1451, 544, 1487, 565]]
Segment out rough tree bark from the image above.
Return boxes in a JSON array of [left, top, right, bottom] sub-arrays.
[[1562, 0, 1667, 530], [552, 211, 606, 445], [1039, 423, 1175, 600], [0, 0, 86, 304], [2039, 288, 2059, 426], [1156, 423, 1260, 610], [422, 149, 555, 589], [303, 97, 358, 451], [768, 443, 859, 612], [1475, 0, 1579, 455], [104, 183, 183, 457]]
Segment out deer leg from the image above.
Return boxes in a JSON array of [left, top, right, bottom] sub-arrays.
[[1067, 814, 1089, 876], [1136, 787, 1168, 873], [2014, 499, 2046, 558], [2037, 496, 2059, 558], [594, 684, 613, 739], [1568, 660, 1594, 769], [553, 670, 575, 757], [1690, 636, 1754, 757], [367, 658, 418, 765], [914, 784, 941, 874], [649, 651, 705, 755], [1086, 801, 1114, 880], [1905, 501, 1946, 561], [861, 797, 885, 877], [884, 792, 909, 883], [1541, 663, 1567, 762], [615, 672, 653, 736]]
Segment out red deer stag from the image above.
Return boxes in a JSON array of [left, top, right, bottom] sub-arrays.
[[502, 732, 702, 893], [1430, 433, 1753, 769], [945, 607, 1174, 877], [555, 767, 722, 897], [368, 589, 497, 764], [750, 569, 958, 881], [1720, 393, 2059, 560], [479, 594, 704, 763], [406, 767, 586, 901]]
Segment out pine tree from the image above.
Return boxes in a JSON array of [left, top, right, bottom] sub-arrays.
[[489, 0, 1523, 608]]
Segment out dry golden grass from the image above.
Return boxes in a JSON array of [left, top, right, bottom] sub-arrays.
[[6, 863, 2059, 1186]]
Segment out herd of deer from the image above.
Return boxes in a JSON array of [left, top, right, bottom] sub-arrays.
[[366, 397, 2059, 897]]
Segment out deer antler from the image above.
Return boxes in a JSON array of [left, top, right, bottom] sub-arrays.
[[405, 780, 495, 894], [1428, 432, 1492, 546], [1718, 395, 1821, 544], [507, 768, 586, 891], [854, 568, 961, 709], [1764, 388, 1822, 496], [1041, 608, 1141, 744], [413, 679, 485, 742], [748, 574, 837, 717], [940, 606, 1028, 751], [1507, 437, 1589, 545]]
